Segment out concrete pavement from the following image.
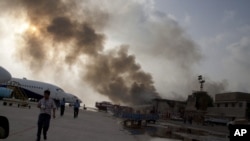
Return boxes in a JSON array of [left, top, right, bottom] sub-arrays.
[[0, 102, 137, 141]]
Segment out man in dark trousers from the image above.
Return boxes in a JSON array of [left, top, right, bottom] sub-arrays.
[[60, 98, 66, 116], [36, 90, 56, 141], [74, 99, 80, 118]]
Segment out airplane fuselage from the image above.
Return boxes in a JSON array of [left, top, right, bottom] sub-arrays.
[[0, 78, 81, 104]]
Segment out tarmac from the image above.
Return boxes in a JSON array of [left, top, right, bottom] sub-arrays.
[[0, 101, 139, 141], [1, 101, 229, 141], [157, 120, 229, 136]]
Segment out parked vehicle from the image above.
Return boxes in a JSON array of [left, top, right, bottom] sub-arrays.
[[95, 101, 113, 112], [0, 116, 9, 139], [204, 117, 230, 126], [227, 118, 250, 126]]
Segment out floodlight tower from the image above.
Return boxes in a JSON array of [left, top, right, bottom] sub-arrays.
[[198, 75, 205, 91]]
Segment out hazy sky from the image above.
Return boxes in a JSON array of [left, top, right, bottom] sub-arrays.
[[155, 0, 250, 90], [0, 0, 250, 106]]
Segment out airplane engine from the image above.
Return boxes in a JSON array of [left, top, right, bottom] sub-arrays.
[[0, 87, 12, 99]]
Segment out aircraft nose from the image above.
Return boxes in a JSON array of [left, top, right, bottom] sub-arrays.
[[0, 66, 12, 83], [66, 93, 82, 103], [78, 99, 82, 103]]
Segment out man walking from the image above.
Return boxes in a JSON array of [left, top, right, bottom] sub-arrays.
[[60, 98, 66, 116], [36, 90, 56, 141], [74, 99, 80, 118]]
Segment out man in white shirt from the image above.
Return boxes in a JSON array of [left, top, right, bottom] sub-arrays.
[[36, 90, 56, 141]]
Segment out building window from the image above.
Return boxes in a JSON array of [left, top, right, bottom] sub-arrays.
[[232, 103, 235, 107], [239, 103, 243, 107], [247, 103, 250, 108], [225, 103, 228, 107]]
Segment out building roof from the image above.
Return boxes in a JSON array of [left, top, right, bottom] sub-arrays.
[[152, 98, 186, 104], [152, 98, 186, 109], [215, 92, 250, 102]]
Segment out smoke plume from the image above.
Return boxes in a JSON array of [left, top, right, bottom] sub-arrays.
[[0, 0, 228, 105], [20, 0, 105, 65], [0, 0, 160, 105], [84, 45, 159, 105], [204, 80, 228, 96], [102, 1, 228, 99]]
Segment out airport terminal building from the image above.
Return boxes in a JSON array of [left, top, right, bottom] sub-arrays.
[[152, 98, 186, 119], [206, 92, 250, 121]]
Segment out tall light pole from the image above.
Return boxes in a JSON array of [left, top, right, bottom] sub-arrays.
[[198, 75, 205, 91]]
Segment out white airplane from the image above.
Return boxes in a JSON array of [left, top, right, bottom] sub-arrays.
[[0, 78, 82, 104], [0, 77, 82, 104]]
